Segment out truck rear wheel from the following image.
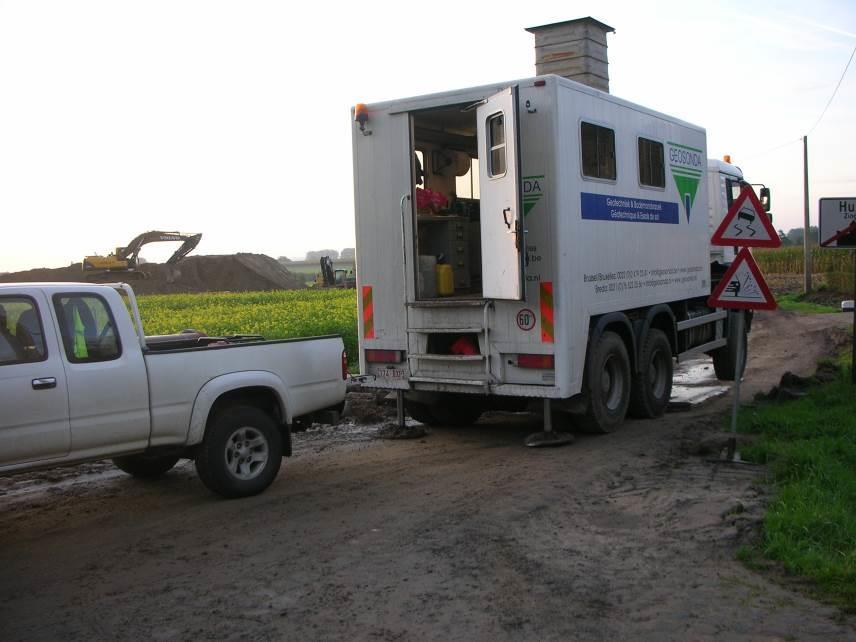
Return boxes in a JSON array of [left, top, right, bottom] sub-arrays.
[[712, 314, 748, 381], [581, 331, 631, 433], [112, 454, 180, 479], [406, 401, 437, 425], [628, 329, 673, 419], [195, 405, 282, 498], [431, 399, 482, 427], [407, 396, 482, 427]]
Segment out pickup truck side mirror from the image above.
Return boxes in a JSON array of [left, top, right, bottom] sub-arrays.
[[759, 186, 771, 212]]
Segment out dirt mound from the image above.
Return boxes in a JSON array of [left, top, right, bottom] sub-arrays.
[[0, 253, 305, 294]]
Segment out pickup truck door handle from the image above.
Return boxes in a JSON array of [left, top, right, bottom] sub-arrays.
[[31, 377, 57, 390]]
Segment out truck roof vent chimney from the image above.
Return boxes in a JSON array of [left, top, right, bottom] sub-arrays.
[[526, 17, 615, 93]]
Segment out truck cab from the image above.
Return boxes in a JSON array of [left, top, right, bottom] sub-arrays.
[[707, 159, 745, 266]]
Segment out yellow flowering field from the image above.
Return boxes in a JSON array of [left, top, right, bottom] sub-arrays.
[[137, 289, 358, 365]]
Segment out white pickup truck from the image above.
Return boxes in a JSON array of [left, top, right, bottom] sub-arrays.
[[0, 282, 347, 497]]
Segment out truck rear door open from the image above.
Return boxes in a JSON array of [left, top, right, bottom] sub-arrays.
[[477, 87, 524, 300]]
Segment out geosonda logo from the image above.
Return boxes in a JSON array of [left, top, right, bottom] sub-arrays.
[[668, 142, 704, 222]]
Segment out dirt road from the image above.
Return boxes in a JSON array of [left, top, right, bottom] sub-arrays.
[[1, 311, 854, 641]]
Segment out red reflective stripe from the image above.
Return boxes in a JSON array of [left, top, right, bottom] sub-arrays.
[[362, 285, 375, 339], [517, 354, 555, 369], [365, 349, 404, 363], [540, 282, 554, 343]]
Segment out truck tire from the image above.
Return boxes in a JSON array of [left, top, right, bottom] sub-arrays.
[[195, 405, 283, 499], [112, 454, 180, 479], [712, 315, 748, 381], [405, 401, 436, 425], [581, 331, 631, 433], [408, 396, 482, 427], [628, 329, 673, 419], [431, 400, 482, 427]]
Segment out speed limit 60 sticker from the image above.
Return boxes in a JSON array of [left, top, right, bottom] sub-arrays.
[[516, 308, 536, 331]]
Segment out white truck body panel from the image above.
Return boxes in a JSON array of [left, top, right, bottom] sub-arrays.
[[478, 87, 525, 300], [0, 288, 71, 466], [0, 283, 346, 474], [353, 75, 716, 399], [146, 339, 346, 446]]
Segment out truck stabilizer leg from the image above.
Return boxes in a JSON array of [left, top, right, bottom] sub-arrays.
[[525, 398, 574, 447], [396, 390, 405, 429], [378, 390, 427, 440]]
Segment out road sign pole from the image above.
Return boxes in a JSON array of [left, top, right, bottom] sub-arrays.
[[727, 310, 745, 460]]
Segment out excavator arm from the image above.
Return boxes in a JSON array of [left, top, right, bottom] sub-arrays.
[[116, 231, 202, 265], [83, 231, 202, 278]]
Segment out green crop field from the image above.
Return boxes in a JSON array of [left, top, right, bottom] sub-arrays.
[[137, 289, 359, 366], [755, 247, 855, 293]]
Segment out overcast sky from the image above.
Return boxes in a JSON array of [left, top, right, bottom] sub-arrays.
[[1, 0, 854, 272]]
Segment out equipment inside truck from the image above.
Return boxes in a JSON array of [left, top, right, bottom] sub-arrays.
[[411, 104, 484, 300]]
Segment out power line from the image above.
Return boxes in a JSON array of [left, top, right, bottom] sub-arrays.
[[743, 137, 802, 161], [807, 43, 856, 135]]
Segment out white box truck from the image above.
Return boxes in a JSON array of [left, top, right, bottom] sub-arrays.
[[351, 74, 763, 433]]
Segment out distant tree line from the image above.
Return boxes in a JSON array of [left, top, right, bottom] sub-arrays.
[[277, 248, 356, 264], [777, 227, 818, 246]]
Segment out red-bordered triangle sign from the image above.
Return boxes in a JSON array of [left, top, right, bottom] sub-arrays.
[[711, 185, 781, 248], [708, 248, 777, 310]]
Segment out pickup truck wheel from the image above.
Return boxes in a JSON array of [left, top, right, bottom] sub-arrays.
[[195, 405, 282, 498], [628, 329, 673, 419], [112, 454, 180, 479], [581, 331, 631, 433]]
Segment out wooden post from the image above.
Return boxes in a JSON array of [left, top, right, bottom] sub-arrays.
[[803, 136, 812, 293]]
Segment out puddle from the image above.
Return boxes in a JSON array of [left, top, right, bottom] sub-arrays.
[[0, 463, 139, 500], [670, 357, 729, 405], [293, 418, 423, 452]]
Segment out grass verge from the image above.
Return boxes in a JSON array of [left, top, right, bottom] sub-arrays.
[[738, 357, 856, 610], [775, 292, 839, 314]]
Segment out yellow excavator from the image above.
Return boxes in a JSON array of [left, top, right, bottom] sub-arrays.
[[315, 256, 356, 288], [83, 231, 202, 280]]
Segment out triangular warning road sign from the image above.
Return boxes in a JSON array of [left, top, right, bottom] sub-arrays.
[[711, 185, 781, 248], [708, 248, 777, 310]]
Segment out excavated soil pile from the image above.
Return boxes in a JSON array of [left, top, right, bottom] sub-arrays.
[[0, 253, 305, 294]]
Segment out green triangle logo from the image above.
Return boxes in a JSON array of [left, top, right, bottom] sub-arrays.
[[522, 175, 544, 218], [672, 174, 700, 222], [523, 199, 540, 216], [667, 142, 705, 223]]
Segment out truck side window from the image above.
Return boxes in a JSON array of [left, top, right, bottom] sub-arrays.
[[581, 122, 616, 180], [725, 179, 742, 207], [0, 296, 47, 365], [638, 137, 665, 188], [53, 294, 122, 363], [487, 113, 506, 178]]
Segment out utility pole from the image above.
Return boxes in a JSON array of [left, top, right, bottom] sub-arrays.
[[803, 135, 812, 293]]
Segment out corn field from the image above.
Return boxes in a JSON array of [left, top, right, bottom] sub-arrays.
[[755, 247, 856, 293]]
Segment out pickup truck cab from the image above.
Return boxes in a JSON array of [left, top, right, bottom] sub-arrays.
[[0, 282, 347, 497]]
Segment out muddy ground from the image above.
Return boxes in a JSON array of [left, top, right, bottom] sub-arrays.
[[1, 311, 854, 641]]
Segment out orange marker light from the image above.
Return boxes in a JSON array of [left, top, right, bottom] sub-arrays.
[[354, 103, 369, 130], [723, 154, 732, 164]]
